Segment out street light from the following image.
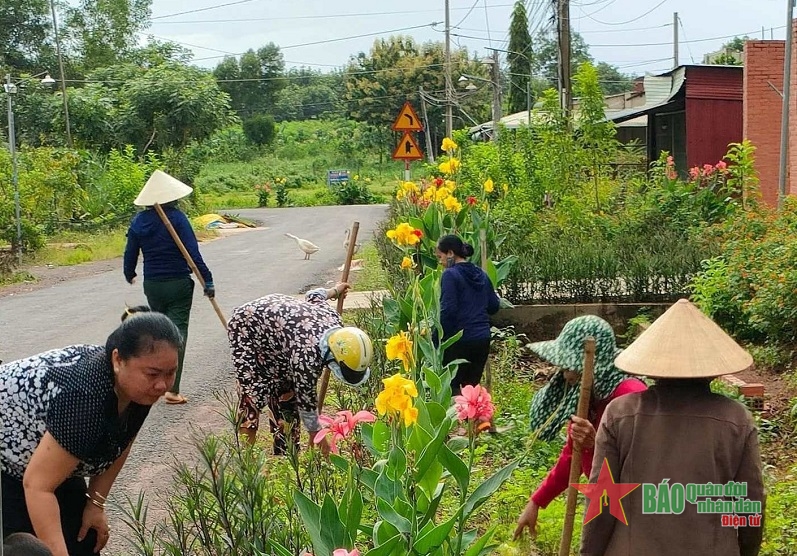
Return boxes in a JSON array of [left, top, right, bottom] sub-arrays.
[[459, 50, 502, 140], [4, 72, 56, 264]]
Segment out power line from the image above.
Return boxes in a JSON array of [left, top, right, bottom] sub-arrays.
[[678, 16, 697, 63], [151, 3, 516, 25], [454, 0, 481, 28], [191, 22, 442, 62], [578, 0, 668, 26], [152, 0, 263, 20]]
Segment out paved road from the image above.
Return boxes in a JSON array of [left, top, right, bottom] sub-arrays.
[[0, 205, 388, 553]]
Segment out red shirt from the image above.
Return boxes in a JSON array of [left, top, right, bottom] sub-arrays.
[[531, 378, 647, 508]]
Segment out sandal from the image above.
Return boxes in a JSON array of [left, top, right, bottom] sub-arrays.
[[164, 392, 188, 404]]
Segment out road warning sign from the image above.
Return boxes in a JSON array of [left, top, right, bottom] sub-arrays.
[[392, 132, 424, 160], [391, 102, 424, 132]]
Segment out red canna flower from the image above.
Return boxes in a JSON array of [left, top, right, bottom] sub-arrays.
[[467, 195, 478, 206]]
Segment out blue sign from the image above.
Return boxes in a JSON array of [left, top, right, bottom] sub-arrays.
[[327, 170, 350, 186]]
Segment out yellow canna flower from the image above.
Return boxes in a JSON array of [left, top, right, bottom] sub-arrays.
[[400, 256, 414, 269], [434, 187, 450, 202], [483, 178, 495, 193], [438, 158, 461, 175], [502, 183, 509, 194], [443, 196, 462, 213], [385, 223, 422, 246], [385, 332, 414, 371], [445, 180, 457, 190], [482, 201, 490, 211], [441, 137, 458, 152], [396, 189, 407, 201], [402, 406, 419, 426]]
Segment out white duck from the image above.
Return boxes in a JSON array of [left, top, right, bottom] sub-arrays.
[[343, 228, 362, 255], [285, 233, 320, 260]]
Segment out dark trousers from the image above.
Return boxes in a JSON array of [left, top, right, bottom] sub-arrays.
[[444, 338, 491, 396], [2, 472, 99, 556], [143, 277, 194, 393]]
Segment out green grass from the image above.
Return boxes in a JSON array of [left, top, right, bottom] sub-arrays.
[[351, 242, 390, 292], [30, 229, 129, 267]]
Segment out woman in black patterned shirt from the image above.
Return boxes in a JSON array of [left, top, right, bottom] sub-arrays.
[[0, 307, 182, 556]]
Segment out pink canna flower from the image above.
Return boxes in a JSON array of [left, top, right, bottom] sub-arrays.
[[666, 155, 674, 166], [313, 410, 376, 454], [453, 384, 495, 423], [703, 163, 715, 176], [716, 160, 728, 172], [689, 166, 701, 180], [333, 550, 360, 556]]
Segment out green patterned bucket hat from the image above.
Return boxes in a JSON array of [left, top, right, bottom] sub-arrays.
[[528, 315, 630, 441]]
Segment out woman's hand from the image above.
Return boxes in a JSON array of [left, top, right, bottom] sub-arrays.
[[570, 416, 596, 451], [78, 503, 110, 552], [513, 499, 540, 540], [335, 282, 351, 298]]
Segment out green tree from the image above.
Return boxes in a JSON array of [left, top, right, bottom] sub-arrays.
[[507, 1, 533, 114], [64, 0, 152, 71], [344, 36, 490, 156], [573, 62, 618, 211], [273, 67, 344, 121], [708, 36, 747, 66], [531, 30, 632, 96], [214, 44, 285, 117], [0, 0, 52, 70]]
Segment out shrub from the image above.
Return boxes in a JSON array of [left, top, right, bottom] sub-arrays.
[[332, 180, 374, 205], [243, 114, 277, 146]]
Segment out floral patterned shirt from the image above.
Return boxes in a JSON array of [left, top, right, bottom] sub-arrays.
[[227, 288, 341, 432]]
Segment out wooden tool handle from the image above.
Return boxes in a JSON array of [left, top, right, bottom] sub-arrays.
[[153, 203, 228, 329], [558, 336, 596, 556], [317, 221, 360, 412]]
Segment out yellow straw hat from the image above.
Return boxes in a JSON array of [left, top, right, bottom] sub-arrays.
[[614, 299, 753, 379]]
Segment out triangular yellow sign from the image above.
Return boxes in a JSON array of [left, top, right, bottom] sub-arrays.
[[392, 132, 424, 160], [391, 102, 424, 131]]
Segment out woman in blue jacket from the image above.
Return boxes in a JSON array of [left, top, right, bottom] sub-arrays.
[[435, 234, 500, 395], [123, 190, 214, 405]]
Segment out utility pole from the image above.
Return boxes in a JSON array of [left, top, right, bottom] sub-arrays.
[[778, 0, 795, 206], [558, 0, 572, 112], [491, 49, 502, 140], [419, 86, 435, 163], [673, 12, 680, 68], [50, 0, 72, 147], [5, 75, 22, 264], [444, 0, 453, 139]]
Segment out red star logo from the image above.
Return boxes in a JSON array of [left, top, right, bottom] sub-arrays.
[[572, 458, 640, 525]]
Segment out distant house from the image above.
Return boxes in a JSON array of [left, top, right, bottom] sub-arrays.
[[606, 65, 744, 176]]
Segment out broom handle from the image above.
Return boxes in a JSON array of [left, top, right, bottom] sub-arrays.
[[153, 203, 228, 329], [317, 221, 360, 412], [558, 336, 596, 556]]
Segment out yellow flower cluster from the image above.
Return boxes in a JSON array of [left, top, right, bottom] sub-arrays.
[[441, 137, 458, 152], [483, 178, 494, 193], [375, 373, 419, 427], [400, 256, 414, 270], [438, 158, 461, 175], [443, 196, 462, 213], [386, 223, 422, 246], [385, 330, 414, 371], [395, 181, 420, 201]]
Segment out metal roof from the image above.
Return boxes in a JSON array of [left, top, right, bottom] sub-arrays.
[[604, 67, 687, 123]]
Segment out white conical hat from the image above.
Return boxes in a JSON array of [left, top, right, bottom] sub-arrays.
[[615, 298, 753, 378], [133, 170, 193, 206]]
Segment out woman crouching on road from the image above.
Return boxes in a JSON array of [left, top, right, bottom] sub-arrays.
[[0, 307, 182, 556]]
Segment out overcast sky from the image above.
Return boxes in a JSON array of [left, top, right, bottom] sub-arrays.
[[141, 0, 786, 75]]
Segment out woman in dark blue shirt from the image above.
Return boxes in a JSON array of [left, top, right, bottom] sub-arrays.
[[435, 234, 500, 395], [123, 197, 214, 405]]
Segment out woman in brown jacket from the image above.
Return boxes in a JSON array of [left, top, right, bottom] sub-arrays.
[[580, 299, 764, 556]]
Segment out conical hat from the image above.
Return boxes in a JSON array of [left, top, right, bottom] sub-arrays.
[[615, 299, 753, 378], [133, 170, 193, 206]]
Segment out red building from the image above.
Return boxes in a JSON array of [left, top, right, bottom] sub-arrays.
[[608, 65, 743, 177]]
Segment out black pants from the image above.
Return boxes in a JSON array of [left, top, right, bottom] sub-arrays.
[[143, 277, 194, 393], [444, 338, 491, 396], [1, 472, 99, 556]]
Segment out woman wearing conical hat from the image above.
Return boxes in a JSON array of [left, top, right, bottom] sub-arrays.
[[579, 299, 764, 556], [123, 171, 215, 405], [514, 316, 647, 540]]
